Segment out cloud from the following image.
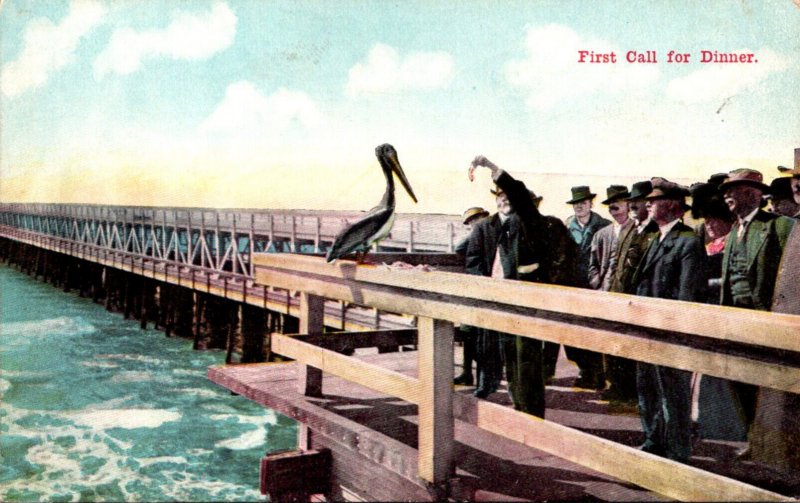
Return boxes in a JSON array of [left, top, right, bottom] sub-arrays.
[[1, 0, 107, 98], [93, 1, 236, 79], [198, 81, 321, 135], [665, 48, 790, 103], [504, 24, 660, 110], [346, 43, 455, 97]]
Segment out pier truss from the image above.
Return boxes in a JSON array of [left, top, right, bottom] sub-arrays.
[[0, 203, 465, 333]]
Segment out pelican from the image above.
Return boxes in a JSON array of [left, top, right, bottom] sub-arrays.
[[326, 144, 418, 263]]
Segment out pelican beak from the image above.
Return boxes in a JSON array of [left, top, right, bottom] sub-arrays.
[[386, 151, 418, 203]]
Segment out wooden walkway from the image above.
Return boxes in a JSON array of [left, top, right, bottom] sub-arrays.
[[210, 347, 800, 501]]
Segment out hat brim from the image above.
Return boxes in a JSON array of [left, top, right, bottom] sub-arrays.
[[719, 179, 771, 192], [566, 194, 596, 204], [601, 194, 630, 205], [462, 211, 489, 224]]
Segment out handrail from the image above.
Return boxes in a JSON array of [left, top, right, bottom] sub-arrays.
[[253, 252, 799, 502]]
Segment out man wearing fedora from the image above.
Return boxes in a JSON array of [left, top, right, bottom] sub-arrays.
[[453, 206, 490, 387], [749, 151, 800, 473], [468, 155, 577, 417], [564, 185, 611, 389], [631, 178, 705, 462], [718, 168, 795, 460], [589, 185, 632, 291], [603, 180, 660, 404]]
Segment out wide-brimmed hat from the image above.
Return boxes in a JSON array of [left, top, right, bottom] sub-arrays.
[[776, 147, 800, 177], [690, 181, 732, 220], [461, 207, 490, 225], [768, 177, 794, 200], [566, 186, 596, 204], [601, 185, 630, 205], [645, 178, 691, 212], [719, 169, 770, 192], [626, 180, 653, 201]]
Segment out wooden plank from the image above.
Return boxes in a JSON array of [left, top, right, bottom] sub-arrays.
[[299, 292, 325, 397], [452, 393, 790, 502], [254, 253, 800, 352], [296, 329, 417, 351], [260, 449, 331, 497], [416, 317, 454, 484], [272, 334, 420, 403], [255, 267, 800, 393]]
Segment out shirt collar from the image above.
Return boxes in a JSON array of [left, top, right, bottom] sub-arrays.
[[738, 207, 759, 227], [658, 219, 681, 241]]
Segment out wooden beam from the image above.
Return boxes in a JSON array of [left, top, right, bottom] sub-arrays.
[[452, 393, 790, 502], [416, 317, 454, 484], [299, 292, 324, 397], [271, 334, 419, 403], [295, 329, 417, 352], [254, 253, 800, 352], [254, 266, 800, 393]]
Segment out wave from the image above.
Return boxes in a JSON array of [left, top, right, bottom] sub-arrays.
[[65, 409, 181, 430], [1, 317, 97, 338]]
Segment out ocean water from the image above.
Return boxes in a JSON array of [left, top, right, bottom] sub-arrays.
[[0, 266, 297, 501]]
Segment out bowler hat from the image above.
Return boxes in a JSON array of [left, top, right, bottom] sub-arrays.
[[626, 181, 653, 201], [719, 169, 770, 192], [768, 177, 794, 200], [461, 207, 490, 225], [601, 185, 630, 205], [566, 186, 596, 204]]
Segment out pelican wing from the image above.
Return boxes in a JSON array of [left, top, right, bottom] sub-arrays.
[[325, 206, 395, 262]]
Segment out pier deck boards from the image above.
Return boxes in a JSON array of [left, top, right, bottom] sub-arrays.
[[210, 348, 800, 501], [210, 348, 667, 501]]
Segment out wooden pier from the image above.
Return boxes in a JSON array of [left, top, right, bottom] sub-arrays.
[[208, 253, 800, 502], [2, 204, 800, 501]]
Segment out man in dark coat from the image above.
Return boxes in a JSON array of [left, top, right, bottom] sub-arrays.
[[453, 206, 490, 386], [632, 178, 706, 462], [464, 196, 512, 398], [563, 186, 611, 389], [603, 181, 659, 403], [468, 155, 577, 417], [718, 168, 795, 459]]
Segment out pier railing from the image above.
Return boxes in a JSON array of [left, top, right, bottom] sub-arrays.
[[253, 253, 800, 502]]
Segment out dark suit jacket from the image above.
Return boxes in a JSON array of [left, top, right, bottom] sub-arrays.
[[633, 222, 705, 302], [608, 220, 659, 294], [720, 210, 795, 310], [465, 214, 505, 277], [493, 171, 578, 286]]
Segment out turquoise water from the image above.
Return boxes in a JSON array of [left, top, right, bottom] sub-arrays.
[[0, 266, 297, 501]]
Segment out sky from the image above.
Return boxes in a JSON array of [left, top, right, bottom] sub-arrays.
[[1, 0, 799, 220]]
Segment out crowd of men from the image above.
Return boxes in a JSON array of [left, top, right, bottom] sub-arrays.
[[452, 149, 799, 471]]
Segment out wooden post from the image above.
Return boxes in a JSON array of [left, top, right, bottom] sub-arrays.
[[417, 316, 454, 484], [298, 292, 324, 397]]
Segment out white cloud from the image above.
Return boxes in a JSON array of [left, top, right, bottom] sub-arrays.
[[504, 24, 660, 110], [198, 81, 321, 135], [1, 0, 107, 98], [93, 1, 236, 79], [665, 48, 789, 103], [346, 43, 455, 97]]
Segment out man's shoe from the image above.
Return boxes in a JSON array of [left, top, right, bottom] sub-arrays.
[[453, 373, 474, 386], [472, 388, 497, 398]]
